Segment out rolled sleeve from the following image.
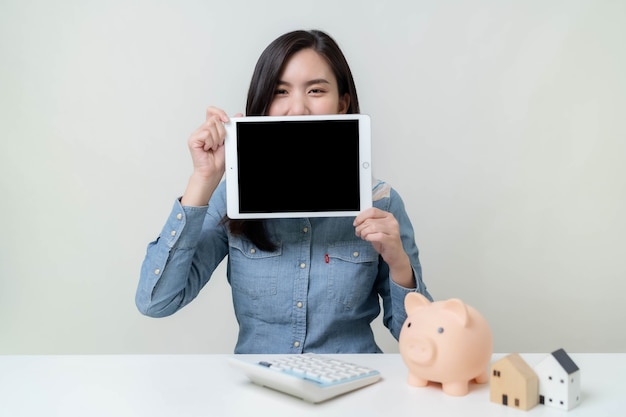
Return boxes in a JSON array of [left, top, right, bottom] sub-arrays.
[[135, 199, 209, 316], [162, 200, 209, 248], [388, 266, 432, 339]]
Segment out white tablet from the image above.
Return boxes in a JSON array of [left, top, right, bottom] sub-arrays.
[[224, 114, 372, 219]]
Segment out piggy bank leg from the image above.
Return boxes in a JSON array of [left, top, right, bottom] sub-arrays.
[[407, 374, 429, 387], [441, 381, 469, 396], [474, 370, 489, 384]]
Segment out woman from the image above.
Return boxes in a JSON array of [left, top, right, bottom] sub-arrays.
[[136, 29, 431, 353]]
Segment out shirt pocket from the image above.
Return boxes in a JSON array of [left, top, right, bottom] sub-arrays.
[[326, 241, 379, 310], [228, 236, 282, 298]]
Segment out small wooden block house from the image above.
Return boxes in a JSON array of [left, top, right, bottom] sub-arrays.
[[534, 348, 581, 411], [490, 353, 539, 411]]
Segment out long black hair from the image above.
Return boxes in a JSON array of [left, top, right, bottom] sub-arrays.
[[226, 30, 360, 251]]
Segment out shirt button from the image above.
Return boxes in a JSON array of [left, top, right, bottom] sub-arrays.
[[176, 213, 183, 220], [303, 227, 308, 233], [299, 263, 306, 269], [293, 341, 300, 348], [154, 268, 160, 275], [296, 301, 303, 308], [250, 248, 256, 254], [170, 230, 176, 237], [353, 251, 359, 258]]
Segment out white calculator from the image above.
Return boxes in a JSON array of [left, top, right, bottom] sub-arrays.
[[228, 353, 381, 403]]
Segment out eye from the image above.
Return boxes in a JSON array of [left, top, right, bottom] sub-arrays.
[[308, 88, 326, 94], [437, 327, 444, 334], [274, 89, 288, 95], [406, 322, 412, 328]]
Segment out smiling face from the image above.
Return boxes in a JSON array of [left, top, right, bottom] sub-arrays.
[[267, 48, 350, 116]]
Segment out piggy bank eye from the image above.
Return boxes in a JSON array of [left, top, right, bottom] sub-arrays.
[[407, 322, 412, 328], [437, 327, 444, 334]]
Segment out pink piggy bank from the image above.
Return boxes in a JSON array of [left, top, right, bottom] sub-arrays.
[[399, 293, 493, 396]]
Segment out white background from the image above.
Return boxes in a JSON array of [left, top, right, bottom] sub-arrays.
[[1, 0, 624, 354]]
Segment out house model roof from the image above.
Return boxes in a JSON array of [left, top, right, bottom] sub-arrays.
[[500, 353, 537, 380], [551, 348, 579, 374]]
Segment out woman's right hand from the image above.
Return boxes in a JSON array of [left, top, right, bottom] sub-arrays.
[[188, 106, 233, 179], [181, 106, 242, 206]]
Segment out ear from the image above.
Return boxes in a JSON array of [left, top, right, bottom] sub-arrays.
[[404, 292, 431, 313], [442, 298, 470, 327], [337, 93, 350, 114]]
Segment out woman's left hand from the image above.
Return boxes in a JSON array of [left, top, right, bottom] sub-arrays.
[[353, 207, 415, 288]]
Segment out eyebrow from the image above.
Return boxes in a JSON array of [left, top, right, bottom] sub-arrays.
[[276, 79, 332, 87]]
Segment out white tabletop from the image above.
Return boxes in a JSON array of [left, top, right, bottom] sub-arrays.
[[0, 353, 623, 417]]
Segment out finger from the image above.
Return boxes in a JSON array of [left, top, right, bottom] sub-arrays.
[[354, 219, 376, 239], [205, 118, 226, 151], [357, 217, 397, 239], [204, 125, 219, 152], [188, 126, 210, 149], [205, 106, 230, 123], [215, 119, 227, 147], [197, 113, 226, 149], [353, 207, 384, 226]]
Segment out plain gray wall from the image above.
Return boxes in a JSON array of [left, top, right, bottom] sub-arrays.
[[1, 0, 625, 354]]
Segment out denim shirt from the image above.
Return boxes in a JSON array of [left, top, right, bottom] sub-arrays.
[[136, 179, 431, 353]]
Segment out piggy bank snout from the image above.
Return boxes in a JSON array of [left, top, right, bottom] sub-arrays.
[[404, 337, 436, 365]]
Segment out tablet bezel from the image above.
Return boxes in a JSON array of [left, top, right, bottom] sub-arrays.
[[224, 114, 372, 219]]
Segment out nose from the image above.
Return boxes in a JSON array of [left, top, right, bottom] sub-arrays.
[[405, 338, 436, 366], [286, 94, 310, 116]]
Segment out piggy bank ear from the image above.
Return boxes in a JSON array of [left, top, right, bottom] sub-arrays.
[[404, 292, 431, 313], [442, 298, 469, 327]]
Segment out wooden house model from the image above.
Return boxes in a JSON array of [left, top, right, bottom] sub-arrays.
[[490, 353, 539, 411], [534, 348, 581, 411]]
